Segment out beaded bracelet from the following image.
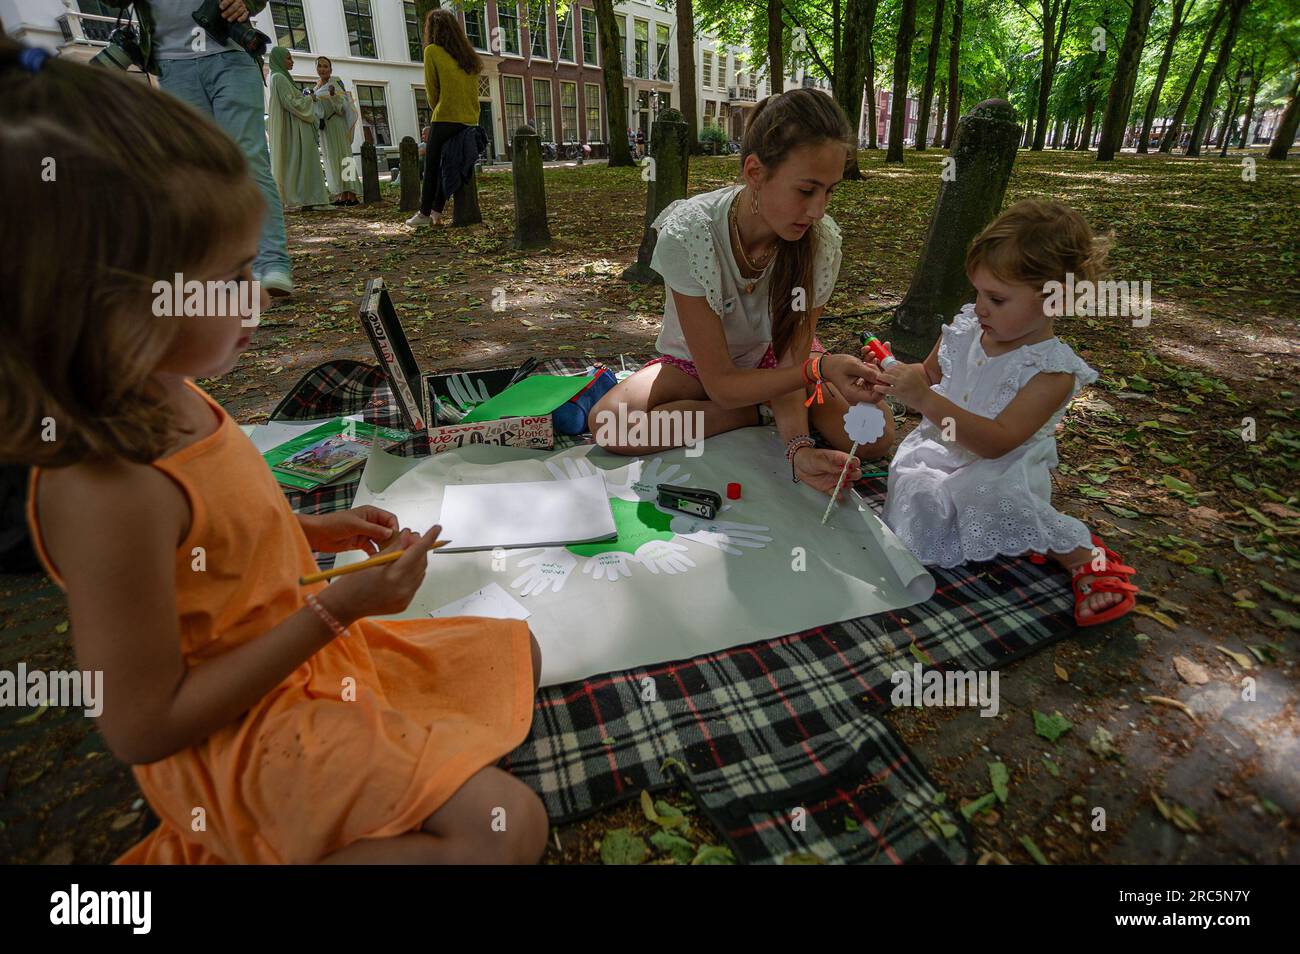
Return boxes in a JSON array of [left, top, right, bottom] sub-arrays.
[[785, 434, 816, 483], [305, 592, 347, 638]]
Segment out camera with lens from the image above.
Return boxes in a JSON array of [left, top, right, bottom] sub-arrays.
[[192, 0, 272, 58], [89, 21, 148, 71]]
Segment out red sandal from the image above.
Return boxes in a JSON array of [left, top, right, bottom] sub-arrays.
[[1071, 538, 1139, 627]]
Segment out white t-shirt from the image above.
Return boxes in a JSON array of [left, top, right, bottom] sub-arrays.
[[153, 0, 242, 59], [648, 185, 843, 368]]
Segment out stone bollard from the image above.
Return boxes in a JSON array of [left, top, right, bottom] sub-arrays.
[[360, 141, 381, 205], [622, 108, 689, 284], [451, 167, 482, 227], [890, 99, 1021, 357], [398, 136, 420, 212], [511, 125, 551, 248]]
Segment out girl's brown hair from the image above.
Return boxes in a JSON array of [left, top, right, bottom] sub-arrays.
[[739, 87, 853, 361], [966, 199, 1112, 291], [424, 8, 484, 75], [0, 40, 265, 468]]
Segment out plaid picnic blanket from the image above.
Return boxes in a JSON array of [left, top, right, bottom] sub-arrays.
[[268, 357, 1077, 865]]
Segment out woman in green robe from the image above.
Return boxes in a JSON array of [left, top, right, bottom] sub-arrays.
[[266, 46, 329, 211], [313, 56, 361, 206]]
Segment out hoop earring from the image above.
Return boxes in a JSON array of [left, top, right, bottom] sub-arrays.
[[750, 187, 760, 216]]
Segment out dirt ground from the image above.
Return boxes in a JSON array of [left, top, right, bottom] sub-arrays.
[[1, 149, 1296, 865]]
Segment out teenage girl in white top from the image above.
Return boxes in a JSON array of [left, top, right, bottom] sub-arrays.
[[588, 89, 893, 499]]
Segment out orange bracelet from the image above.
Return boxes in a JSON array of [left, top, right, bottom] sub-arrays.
[[803, 354, 826, 408]]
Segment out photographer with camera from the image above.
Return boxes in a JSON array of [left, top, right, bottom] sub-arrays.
[[100, 1, 295, 298]]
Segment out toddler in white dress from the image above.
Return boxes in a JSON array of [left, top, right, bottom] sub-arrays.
[[871, 200, 1138, 627]]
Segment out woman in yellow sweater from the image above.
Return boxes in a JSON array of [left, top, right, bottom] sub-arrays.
[[407, 9, 483, 226]]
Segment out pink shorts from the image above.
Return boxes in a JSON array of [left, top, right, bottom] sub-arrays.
[[642, 336, 826, 380]]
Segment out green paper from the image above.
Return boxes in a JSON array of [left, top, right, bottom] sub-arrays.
[[460, 373, 595, 424]]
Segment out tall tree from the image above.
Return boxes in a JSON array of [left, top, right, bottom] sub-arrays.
[[1265, 66, 1300, 159], [944, 0, 963, 147], [887, 0, 920, 161], [1158, 0, 1230, 152], [593, 0, 634, 166], [933, 76, 947, 144], [1186, 0, 1250, 156], [1137, 0, 1191, 153], [768, 0, 784, 94], [675, 0, 700, 153], [1217, 63, 1246, 153], [867, 45, 879, 147], [837, 0, 877, 176], [1028, 0, 1074, 151], [1236, 45, 1273, 150], [1097, 0, 1155, 160], [1077, 18, 1109, 151], [915, 0, 948, 150]]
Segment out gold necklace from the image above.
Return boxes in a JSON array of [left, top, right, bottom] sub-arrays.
[[729, 190, 775, 293]]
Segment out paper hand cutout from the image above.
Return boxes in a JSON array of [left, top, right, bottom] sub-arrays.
[[670, 516, 772, 555], [447, 373, 491, 409], [622, 457, 690, 504], [581, 550, 635, 582], [634, 539, 696, 575], [510, 548, 576, 596]]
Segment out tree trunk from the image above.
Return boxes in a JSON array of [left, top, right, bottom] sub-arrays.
[[944, 0, 963, 148], [1186, 0, 1248, 157], [933, 77, 947, 145], [1097, 0, 1153, 161], [1077, 20, 1108, 150], [867, 46, 878, 148], [1218, 94, 1239, 154], [1064, 114, 1077, 148], [675, 0, 700, 153], [838, 0, 876, 178], [1238, 66, 1262, 149], [1217, 65, 1244, 152], [1023, 78, 1039, 146], [915, 0, 947, 151], [886, 0, 919, 162], [1266, 68, 1300, 160], [1137, 0, 1187, 153], [594, 0, 634, 167], [1032, 0, 1072, 150], [767, 0, 784, 94], [1159, 0, 1229, 152]]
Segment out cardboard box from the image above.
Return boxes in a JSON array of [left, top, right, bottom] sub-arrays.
[[357, 278, 553, 451]]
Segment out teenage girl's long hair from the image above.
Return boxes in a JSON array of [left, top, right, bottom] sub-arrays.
[[739, 88, 853, 360], [424, 8, 484, 75]]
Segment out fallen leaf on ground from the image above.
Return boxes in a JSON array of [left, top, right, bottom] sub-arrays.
[[1173, 655, 1210, 685]]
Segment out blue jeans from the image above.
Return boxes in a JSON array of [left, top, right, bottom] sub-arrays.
[[157, 51, 290, 280]]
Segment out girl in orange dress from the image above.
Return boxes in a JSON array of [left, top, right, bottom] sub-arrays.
[[1, 41, 546, 864]]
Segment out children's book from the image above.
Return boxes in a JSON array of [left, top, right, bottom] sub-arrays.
[[263, 418, 410, 491]]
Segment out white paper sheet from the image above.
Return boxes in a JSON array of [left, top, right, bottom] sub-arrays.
[[436, 473, 616, 551], [429, 582, 532, 621]]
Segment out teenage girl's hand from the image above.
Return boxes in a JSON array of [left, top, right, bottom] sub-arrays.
[[299, 506, 398, 554], [819, 353, 879, 406], [315, 524, 445, 626], [793, 447, 861, 499], [873, 362, 931, 410]]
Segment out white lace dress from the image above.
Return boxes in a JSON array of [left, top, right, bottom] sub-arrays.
[[883, 305, 1099, 568]]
